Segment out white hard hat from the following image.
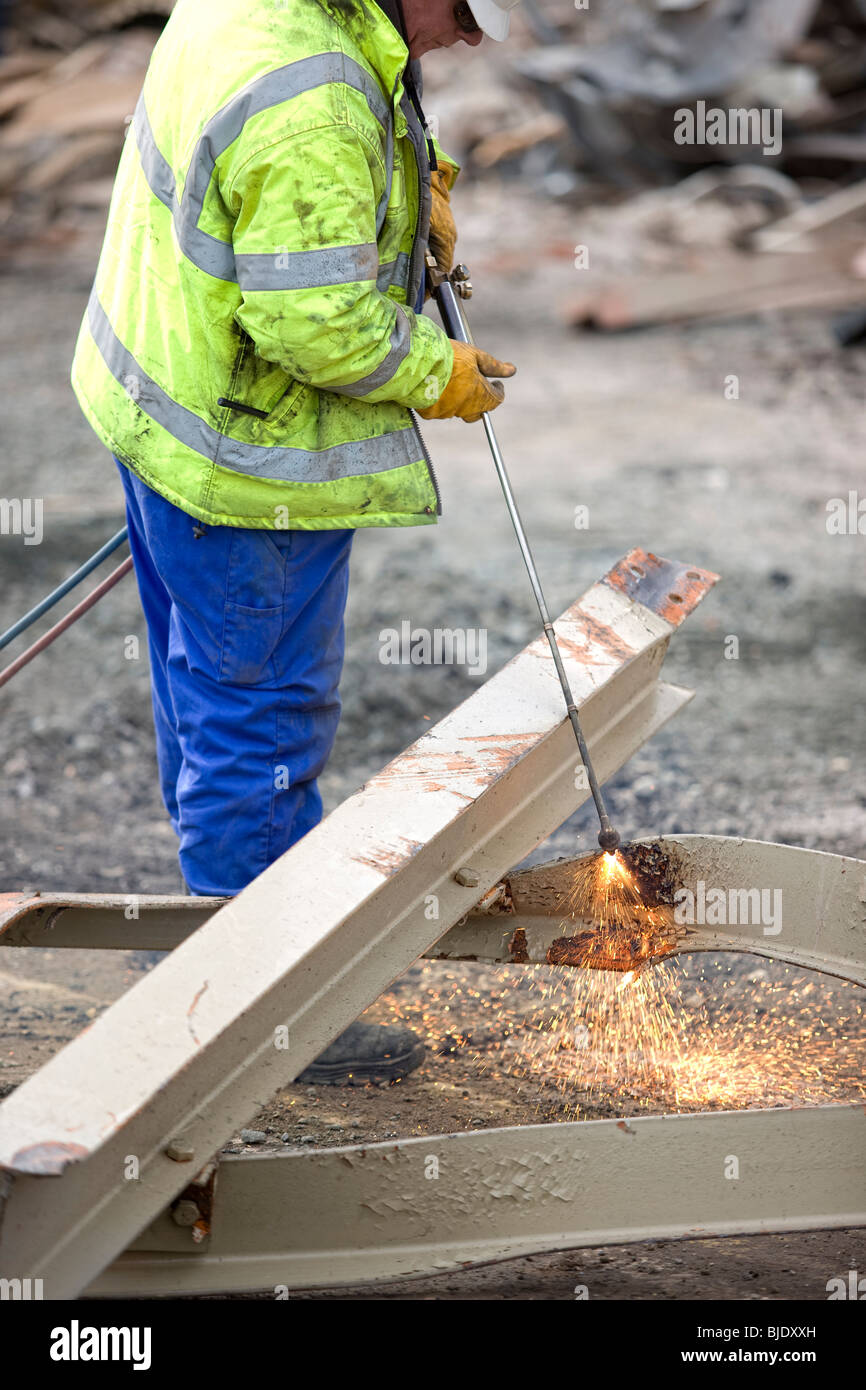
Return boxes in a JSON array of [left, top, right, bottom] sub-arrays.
[[467, 0, 522, 42]]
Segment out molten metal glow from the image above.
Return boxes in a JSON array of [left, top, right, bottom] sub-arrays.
[[548, 849, 678, 973], [567, 849, 665, 932]]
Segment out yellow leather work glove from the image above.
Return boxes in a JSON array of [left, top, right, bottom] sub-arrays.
[[417, 340, 516, 424], [428, 167, 457, 277]]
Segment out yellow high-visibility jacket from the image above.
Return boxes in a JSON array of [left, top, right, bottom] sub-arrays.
[[71, 0, 458, 529]]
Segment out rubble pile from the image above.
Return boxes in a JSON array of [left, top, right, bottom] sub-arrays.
[[0, 1, 170, 266], [513, 0, 866, 187], [2, 0, 865, 327], [430, 0, 866, 331]]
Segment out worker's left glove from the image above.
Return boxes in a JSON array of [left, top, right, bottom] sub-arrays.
[[427, 164, 458, 281], [418, 340, 516, 424]]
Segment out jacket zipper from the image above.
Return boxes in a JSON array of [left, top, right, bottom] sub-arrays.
[[401, 85, 429, 320], [409, 408, 442, 516], [399, 80, 442, 518]]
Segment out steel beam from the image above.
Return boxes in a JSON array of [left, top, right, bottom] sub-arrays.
[[5, 837, 863, 990], [0, 549, 716, 1298], [86, 1104, 866, 1296], [0, 892, 222, 950], [436, 838, 866, 987], [77, 837, 866, 1297]]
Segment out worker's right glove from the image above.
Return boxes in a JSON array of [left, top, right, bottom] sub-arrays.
[[418, 340, 516, 424]]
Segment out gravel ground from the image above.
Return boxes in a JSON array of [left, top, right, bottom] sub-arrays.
[[1, 163, 864, 1300]]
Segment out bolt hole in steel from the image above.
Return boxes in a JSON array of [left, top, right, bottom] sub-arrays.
[[668, 592, 684, 604], [686, 571, 702, 579], [629, 565, 644, 578]]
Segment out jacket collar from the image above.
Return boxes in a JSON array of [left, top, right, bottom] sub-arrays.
[[319, 0, 410, 99]]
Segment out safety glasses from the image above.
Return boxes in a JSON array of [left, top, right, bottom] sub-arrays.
[[453, 1, 481, 34]]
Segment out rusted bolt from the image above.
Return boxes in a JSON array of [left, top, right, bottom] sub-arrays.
[[454, 867, 481, 887], [190, 1160, 217, 1189], [171, 1199, 201, 1228], [165, 1137, 195, 1163]]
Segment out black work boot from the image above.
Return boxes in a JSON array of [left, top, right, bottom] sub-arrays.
[[297, 1021, 425, 1086]]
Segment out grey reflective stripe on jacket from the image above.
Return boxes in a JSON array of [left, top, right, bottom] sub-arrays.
[[237, 244, 380, 293], [377, 251, 411, 293], [337, 306, 412, 398]]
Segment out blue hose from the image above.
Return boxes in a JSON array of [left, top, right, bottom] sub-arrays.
[[0, 526, 129, 652]]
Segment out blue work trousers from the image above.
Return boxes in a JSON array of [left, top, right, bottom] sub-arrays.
[[116, 460, 353, 896]]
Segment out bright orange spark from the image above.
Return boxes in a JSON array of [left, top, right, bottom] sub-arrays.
[[367, 954, 865, 1116]]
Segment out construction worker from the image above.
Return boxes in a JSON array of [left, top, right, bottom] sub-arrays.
[[71, 0, 520, 1083]]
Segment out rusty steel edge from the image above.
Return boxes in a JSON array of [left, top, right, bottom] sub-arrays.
[[603, 549, 719, 627]]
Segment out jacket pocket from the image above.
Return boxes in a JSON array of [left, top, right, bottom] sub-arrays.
[[219, 327, 309, 436], [216, 375, 311, 452], [218, 530, 291, 684], [220, 601, 286, 684]]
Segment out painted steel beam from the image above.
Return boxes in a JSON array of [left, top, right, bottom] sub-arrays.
[[86, 1104, 866, 1296], [0, 892, 222, 950], [0, 549, 716, 1299], [436, 838, 866, 987]]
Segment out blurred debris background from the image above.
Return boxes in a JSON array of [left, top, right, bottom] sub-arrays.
[[429, 0, 866, 333], [4, 0, 866, 332], [0, 0, 170, 271]]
